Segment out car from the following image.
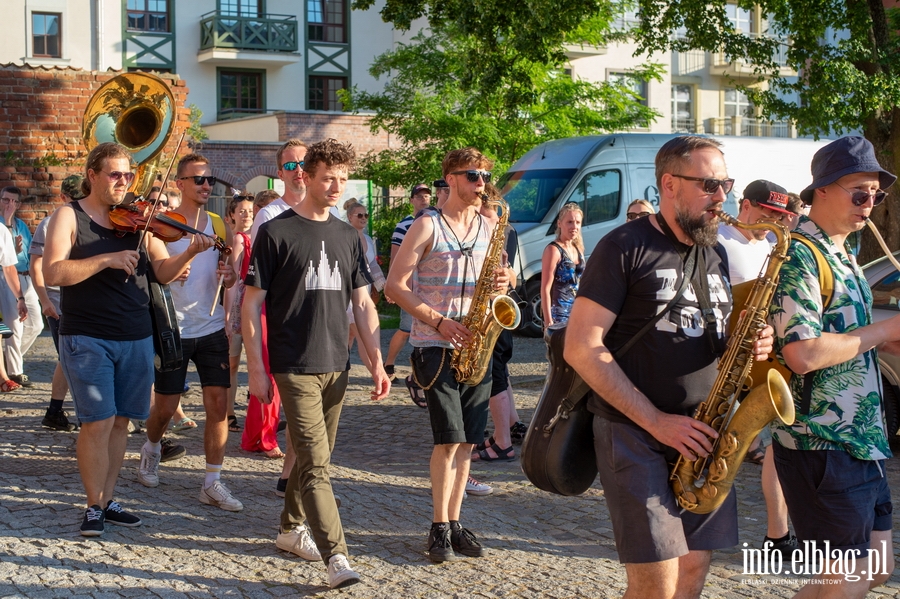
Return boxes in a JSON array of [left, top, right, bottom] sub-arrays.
[[864, 250, 900, 437]]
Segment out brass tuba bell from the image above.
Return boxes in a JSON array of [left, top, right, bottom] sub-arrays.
[[82, 72, 176, 200]]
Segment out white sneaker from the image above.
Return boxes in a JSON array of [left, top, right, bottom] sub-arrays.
[[199, 480, 244, 512], [327, 553, 360, 589], [465, 475, 492, 496], [138, 445, 161, 488], [275, 524, 321, 561]]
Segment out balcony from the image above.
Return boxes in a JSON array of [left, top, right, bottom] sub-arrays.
[[197, 12, 300, 67], [563, 43, 608, 60], [671, 117, 700, 133], [711, 35, 795, 78], [705, 116, 796, 138]]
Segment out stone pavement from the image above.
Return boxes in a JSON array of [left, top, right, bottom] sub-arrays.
[[2, 332, 900, 598]]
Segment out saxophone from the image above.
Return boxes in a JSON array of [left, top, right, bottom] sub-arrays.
[[669, 212, 795, 514], [451, 194, 522, 385]]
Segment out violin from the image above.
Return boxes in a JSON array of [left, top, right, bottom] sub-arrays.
[[109, 201, 231, 255]]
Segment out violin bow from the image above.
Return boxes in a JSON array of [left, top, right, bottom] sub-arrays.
[[137, 130, 186, 252]]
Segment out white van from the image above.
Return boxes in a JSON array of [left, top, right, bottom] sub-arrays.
[[501, 133, 830, 336]]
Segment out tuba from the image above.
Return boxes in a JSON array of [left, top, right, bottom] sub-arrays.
[[450, 194, 522, 386], [669, 212, 795, 514], [82, 72, 176, 200]]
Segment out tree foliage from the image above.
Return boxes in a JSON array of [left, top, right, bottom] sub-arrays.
[[342, 6, 662, 189], [630, 0, 900, 258]]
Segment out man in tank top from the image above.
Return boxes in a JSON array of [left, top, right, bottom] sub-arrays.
[[42, 142, 216, 537], [386, 147, 514, 564]]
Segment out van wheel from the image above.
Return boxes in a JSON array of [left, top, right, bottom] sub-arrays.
[[516, 279, 544, 338], [882, 375, 900, 438]]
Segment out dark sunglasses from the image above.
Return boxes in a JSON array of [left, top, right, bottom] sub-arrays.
[[450, 170, 492, 183], [355, 212, 369, 219], [672, 174, 735, 195], [837, 183, 887, 207], [102, 170, 136, 184], [626, 211, 652, 221], [282, 161, 305, 171], [178, 175, 217, 186]]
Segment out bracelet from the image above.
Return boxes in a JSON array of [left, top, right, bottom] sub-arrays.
[[435, 316, 444, 330], [16, 297, 23, 301]]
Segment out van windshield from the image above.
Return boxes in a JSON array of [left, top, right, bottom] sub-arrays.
[[498, 169, 577, 223]]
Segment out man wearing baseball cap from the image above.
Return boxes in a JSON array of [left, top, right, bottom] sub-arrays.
[[769, 136, 898, 596], [433, 179, 450, 209]]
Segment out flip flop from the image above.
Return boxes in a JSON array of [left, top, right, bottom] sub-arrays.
[[405, 376, 427, 409], [171, 417, 197, 432]]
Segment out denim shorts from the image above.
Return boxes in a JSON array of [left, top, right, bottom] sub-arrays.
[[59, 334, 154, 423], [773, 444, 893, 555], [155, 329, 231, 394], [399, 309, 413, 333], [410, 346, 491, 445]]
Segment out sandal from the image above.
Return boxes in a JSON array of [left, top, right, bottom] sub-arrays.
[[227, 415, 242, 432], [0, 379, 20, 392], [510, 421, 528, 443], [171, 417, 197, 432], [475, 436, 495, 453], [745, 447, 765, 465], [472, 444, 516, 462], [264, 447, 285, 459], [405, 376, 427, 409]]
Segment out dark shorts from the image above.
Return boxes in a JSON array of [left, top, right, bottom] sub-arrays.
[[490, 329, 513, 397], [48, 316, 60, 354], [411, 346, 491, 445], [593, 416, 739, 563], [154, 329, 231, 394], [773, 444, 892, 555]]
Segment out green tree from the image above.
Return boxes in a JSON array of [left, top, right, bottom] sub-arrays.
[[342, 16, 662, 189], [630, 0, 900, 259]]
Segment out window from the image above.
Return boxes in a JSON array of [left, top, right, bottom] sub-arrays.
[[671, 84, 694, 132], [219, 70, 263, 119], [127, 0, 169, 32], [608, 72, 648, 107], [219, 0, 262, 17], [308, 0, 346, 43], [33, 13, 61, 58], [871, 270, 900, 310], [565, 170, 621, 226], [726, 4, 753, 34], [723, 87, 753, 134], [308, 76, 346, 111]]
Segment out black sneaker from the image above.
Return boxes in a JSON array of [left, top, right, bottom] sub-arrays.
[[510, 421, 528, 443], [765, 534, 798, 560], [104, 500, 142, 527], [450, 525, 484, 557], [10, 373, 31, 387], [426, 525, 456, 563], [159, 438, 186, 463], [80, 504, 105, 537], [275, 477, 287, 498], [42, 409, 76, 432], [277, 420, 287, 433]]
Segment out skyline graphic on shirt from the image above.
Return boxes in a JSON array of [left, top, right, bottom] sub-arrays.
[[305, 241, 343, 291]]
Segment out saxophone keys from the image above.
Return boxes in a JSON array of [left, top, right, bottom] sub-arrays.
[[708, 458, 728, 483], [719, 432, 739, 456], [701, 480, 720, 498]]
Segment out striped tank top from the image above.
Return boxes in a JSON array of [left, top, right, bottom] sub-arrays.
[[410, 211, 492, 348]]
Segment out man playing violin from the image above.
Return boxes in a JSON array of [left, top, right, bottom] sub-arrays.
[[138, 153, 239, 511], [43, 142, 216, 537]]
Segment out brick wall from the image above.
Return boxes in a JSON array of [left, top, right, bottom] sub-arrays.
[[0, 64, 191, 227]]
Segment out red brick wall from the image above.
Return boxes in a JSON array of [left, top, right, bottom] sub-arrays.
[[0, 65, 191, 227]]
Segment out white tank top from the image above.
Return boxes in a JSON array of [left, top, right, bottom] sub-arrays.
[[166, 217, 225, 339]]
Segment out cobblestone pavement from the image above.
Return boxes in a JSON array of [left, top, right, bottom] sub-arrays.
[[3, 332, 900, 598]]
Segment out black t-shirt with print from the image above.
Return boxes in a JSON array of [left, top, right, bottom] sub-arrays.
[[245, 211, 372, 374], [579, 217, 733, 423]]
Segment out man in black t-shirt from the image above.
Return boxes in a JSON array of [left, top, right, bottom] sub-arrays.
[[563, 136, 775, 598], [242, 139, 390, 590]]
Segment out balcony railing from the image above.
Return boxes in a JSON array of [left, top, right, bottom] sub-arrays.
[[199, 12, 298, 52], [671, 117, 698, 133], [705, 116, 795, 137], [712, 33, 792, 75]]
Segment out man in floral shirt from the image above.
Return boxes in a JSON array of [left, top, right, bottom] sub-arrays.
[[770, 136, 899, 596]]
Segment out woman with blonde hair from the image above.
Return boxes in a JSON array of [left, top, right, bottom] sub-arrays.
[[540, 202, 584, 330]]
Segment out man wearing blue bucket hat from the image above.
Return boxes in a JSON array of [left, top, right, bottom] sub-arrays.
[[769, 136, 899, 595]]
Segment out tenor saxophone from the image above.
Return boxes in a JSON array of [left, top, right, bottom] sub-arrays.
[[669, 212, 795, 514], [451, 194, 522, 385]]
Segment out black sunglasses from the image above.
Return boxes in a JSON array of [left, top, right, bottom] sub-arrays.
[[672, 174, 735, 195], [355, 212, 369, 219], [450, 170, 492, 184], [626, 211, 652, 221], [836, 183, 887, 207], [282, 161, 305, 171], [178, 175, 217, 186]]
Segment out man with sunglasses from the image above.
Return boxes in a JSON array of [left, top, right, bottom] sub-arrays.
[[139, 153, 240, 513], [250, 139, 308, 238], [563, 136, 775, 598], [769, 136, 899, 597]]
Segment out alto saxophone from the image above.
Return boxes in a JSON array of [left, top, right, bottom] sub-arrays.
[[669, 212, 795, 514], [451, 194, 522, 385]]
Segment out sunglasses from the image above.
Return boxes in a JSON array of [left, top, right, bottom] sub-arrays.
[[672, 174, 735, 195], [355, 212, 369, 219], [836, 183, 887, 207], [450, 170, 492, 183], [282, 161, 305, 171], [626, 211, 652, 221], [102, 170, 136, 184], [178, 175, 217, 186]]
